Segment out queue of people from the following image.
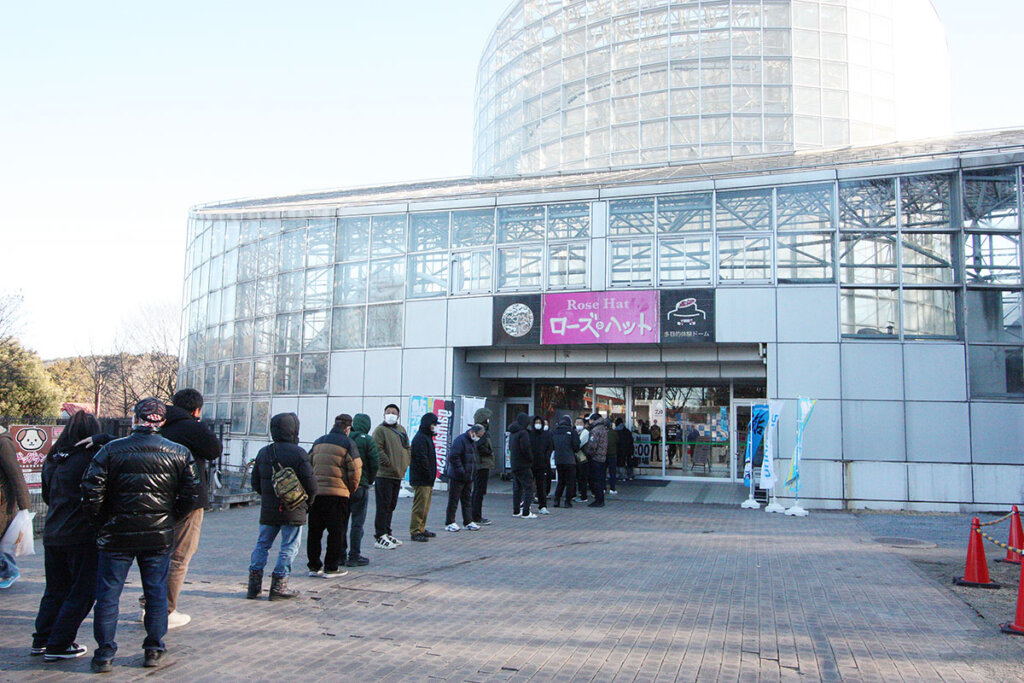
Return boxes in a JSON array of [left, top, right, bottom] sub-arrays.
[[15, 391, 634, 674]]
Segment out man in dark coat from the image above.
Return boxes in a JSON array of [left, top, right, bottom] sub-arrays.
[[508, 413, 535, 518], [157, 388, 222, 628], [616, 418, 636, 481], [606, 420, 619, 494], [551, 416, 580, 508], [529, 416, 554, 513], [583, 414, 610, 508], [246, 412, 317, 602], [444, 425, 483, 532], [408, 413, 438, 542], [470, 407, 493, 526], [81, 398, 201, 672]]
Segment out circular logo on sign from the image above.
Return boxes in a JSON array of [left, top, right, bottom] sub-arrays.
[[501, 303, 534, 338]]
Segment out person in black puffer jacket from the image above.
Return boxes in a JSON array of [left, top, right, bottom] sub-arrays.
[[443, 425, 483, 531], [470, 408, 493, 526], [157, 388, 223, 625], [32, 411, 113, 660], [528, 416, 554, 513], [508, 413, 535, 518], [81, 398, 200, 671], [408, 413, 438, 542], [247, 412, 317, 601], [551, 416, 581, 508]]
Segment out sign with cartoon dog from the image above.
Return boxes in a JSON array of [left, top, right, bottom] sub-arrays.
[[10, 425, 63, 489]]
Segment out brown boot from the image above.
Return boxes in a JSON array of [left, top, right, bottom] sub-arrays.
[[246, 570, 263, 599], [268, 574, 298, 601]]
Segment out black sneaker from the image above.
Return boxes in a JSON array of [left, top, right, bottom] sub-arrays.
[[477, 518, 492, 526], [422, 530, 437, 538], [345, 556, 370, 567], [44, 643, 88, 661], [31, 646, 45, 656], [90, 658, 113, 673], [410, 533, 429, 542], [588, 501, 605, 507], [143, 650, 164, 668]]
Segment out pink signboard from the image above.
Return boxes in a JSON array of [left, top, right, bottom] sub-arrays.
[[542, 290, 659, 345]]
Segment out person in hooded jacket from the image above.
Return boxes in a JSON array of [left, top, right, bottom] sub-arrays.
[[550, 416, 580, 508], [528, 416, 554, 513], [583, 413, 610, 507], [81, 398, 201, 672], [574, 416, 590, 503], [470, 408, 493, 526], [507, 413, 535, 518], [444, 425, 483, 532], [346, 413, 379, 567], [156, 388, 222, 629], [31, 412, 113, 661], [408, 412, 438, 542], [246, 412, 317, 602], [606, 420, 619, 494], [616, 418, 636, 481]]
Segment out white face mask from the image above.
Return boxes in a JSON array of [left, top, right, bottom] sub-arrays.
[[430, 425, 437, 434], [384, 413, 398, 425], [470, 433, 480, 442], [575, 424, 584, 431], [543, 425, 549, 431], [534, 422, 542, 430]]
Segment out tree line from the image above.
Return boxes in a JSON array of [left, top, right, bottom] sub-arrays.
[[0, 292, 179, 419]]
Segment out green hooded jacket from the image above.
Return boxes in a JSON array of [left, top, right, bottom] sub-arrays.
[[351, 413, 380, 488]]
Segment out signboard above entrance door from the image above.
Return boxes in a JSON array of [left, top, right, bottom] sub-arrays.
[[492, 289, 714, 346]]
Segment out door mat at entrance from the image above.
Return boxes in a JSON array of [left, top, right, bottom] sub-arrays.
[[624, 479, 670, 487]]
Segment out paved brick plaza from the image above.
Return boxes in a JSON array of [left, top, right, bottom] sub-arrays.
[[2, 488, 1022, 682]]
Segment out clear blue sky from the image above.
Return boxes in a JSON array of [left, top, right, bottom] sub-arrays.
[[1, 0, 1021, 359]]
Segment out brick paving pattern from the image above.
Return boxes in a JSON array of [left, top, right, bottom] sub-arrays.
[[1, 487, 1022, 682]]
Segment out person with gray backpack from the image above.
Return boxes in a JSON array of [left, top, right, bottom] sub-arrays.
[[246, 413, 317, 601]]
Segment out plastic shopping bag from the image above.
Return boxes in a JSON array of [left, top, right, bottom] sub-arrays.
[[0, 510, 36, 557]]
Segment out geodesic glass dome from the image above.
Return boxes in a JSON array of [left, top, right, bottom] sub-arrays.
[[472, 0, 951, 176]]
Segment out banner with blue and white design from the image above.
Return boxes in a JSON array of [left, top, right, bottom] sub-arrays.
[[742, 404, 768, 487], [758, 401, 784, 490], [785, 397, 817, 492]]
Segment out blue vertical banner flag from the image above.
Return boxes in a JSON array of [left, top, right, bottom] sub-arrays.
[[785, 397, 817, 492], [758, 400, 784, 490], [742, 404, 769, 487]]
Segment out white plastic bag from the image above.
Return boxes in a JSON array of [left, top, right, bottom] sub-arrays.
[[0, 510, 36, 557]]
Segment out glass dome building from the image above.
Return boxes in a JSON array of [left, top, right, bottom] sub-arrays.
[[179, 1, 1024, 512], [473, 0, 951, 176]]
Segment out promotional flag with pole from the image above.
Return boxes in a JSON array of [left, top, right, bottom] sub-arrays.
[[759, 400, 784, 490], [742, 404, 768, 488], [785, 397, 817, 492]]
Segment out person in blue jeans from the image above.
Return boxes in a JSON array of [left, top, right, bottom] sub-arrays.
[[247, 412, 317, 600], [81, 398, 200, 673]]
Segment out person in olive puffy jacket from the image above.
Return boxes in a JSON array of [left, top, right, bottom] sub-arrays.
[[80, 398, 200, 672]]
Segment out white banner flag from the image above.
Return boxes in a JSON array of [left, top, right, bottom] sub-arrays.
[[759, 400, 784, 490]]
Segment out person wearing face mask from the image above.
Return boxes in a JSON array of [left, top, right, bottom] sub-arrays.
[[507, 414, 535, 519], [470, 408, 494, 526], [528, 416, 554, 514], [615, 418, 635, 482], [574, 417, 590, 503], [408, 413, 439, 542], [443, 425, 484, 532], [372, 405, 411, 550]]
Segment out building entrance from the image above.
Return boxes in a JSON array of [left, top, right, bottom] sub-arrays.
[[530, 381, 764, 482]]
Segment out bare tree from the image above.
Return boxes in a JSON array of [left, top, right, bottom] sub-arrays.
[[0, 291, 24, 343], [113, 300, 180, 406]]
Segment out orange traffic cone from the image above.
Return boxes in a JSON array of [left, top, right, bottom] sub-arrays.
[[1001, 557, 1024, 635], [996, 505, 1024, 565], [953, 518, 1000, 589]]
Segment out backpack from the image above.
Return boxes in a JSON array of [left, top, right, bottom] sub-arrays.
[[269, 445, 308, 511]]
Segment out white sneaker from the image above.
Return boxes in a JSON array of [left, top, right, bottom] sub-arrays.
[[386, 534, 403, 546], [466, 522, 481, 531], [609, 489, 618, 495], [521, 512, 538, 519], [445, 523, 461, 532], [308, 569, 323, 577], [375, 536, 396, 550], [167, 611, 191, 629], [539, 507, 550, 515]]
